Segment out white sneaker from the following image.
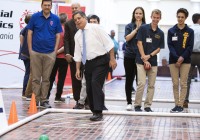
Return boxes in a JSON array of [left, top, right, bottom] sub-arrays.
[[126, 104, 132, 111]]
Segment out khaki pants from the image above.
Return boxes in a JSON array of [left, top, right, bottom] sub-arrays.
[[30, 50, 56, 103], [25, 71, 33, 97], [169, 64, 191, 107], [134, 64, 157, 108]]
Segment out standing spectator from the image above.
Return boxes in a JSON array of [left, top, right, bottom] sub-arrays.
[[184, 13, 200, 108], [19, 14, 32, 99], [64, 3, 82, 108], [134, 9, 164, 112], [110, 30, 119, 59], [47, 13, 68, 103], [124, 7, 146, 111], [168, 8, 194, 113], [27, 0, 62, 108], [73, 11, 117, 121]]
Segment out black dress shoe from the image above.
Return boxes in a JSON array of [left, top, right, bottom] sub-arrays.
[[73, 103, 84, 109], [90, 113, 103, 121]]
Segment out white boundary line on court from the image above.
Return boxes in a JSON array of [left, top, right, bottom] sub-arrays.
[[1, 108, 200, 136], [104, 98, 200, 103]]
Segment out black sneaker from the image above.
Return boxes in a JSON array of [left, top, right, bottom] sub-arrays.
[[22, 95, 26, 99], [54, 97, 65, 103], [135, 106, 142, 112], [170, 106, 179, 113], [26, 95, 32, 101], [176, 106, 184, 113], [144, 107, 153, 112], [73, 103, 84, 109], [40, 101, 51, 109]]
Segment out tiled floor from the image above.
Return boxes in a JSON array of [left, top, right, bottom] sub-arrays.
[[1, 78, 200, 139]]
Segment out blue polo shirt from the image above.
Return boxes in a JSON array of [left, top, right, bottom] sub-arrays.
[[27, 11, 62, 53], [136, 24, 164, 66], [167, 24, 194, 64]]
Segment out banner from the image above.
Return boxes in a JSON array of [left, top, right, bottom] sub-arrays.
[[0, 1, 86, 88], [0, 1, 56, 88], [0, 90, 8, 131]]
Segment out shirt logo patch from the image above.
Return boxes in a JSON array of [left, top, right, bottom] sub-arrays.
[[50, 21, 53, 26], [182, 32, 189, 48], [155, 34, 160, 39]]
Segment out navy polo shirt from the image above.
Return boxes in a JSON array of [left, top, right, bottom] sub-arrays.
[[19, 26, 29, 60], [124, 22, 145, 59], [136, 24, 164, 66], [27, 11, 62, 53], [167, 24, 194, 64]]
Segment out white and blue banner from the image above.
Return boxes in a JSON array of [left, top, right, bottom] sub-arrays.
[[0, 1, 57, 88]]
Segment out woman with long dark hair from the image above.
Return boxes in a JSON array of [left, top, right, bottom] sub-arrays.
[[124, 7, 146, 111]]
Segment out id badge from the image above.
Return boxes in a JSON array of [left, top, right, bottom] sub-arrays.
[[146, 38, 152, 43], [172, 36, 178, 41]]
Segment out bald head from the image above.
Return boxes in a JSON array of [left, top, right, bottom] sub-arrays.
[[71, 3, 81, 14]]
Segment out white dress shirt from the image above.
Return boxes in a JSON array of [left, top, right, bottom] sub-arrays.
[[190, 24, 200, 52], [74, 23, 114, 62]]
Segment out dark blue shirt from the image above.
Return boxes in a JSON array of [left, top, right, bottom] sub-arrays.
[[167, 24, 194, 64], [136, 24, 164, 66], [19, 27, 29, 60], [27, 11, 62, 53], [124, 23, 144, 59]]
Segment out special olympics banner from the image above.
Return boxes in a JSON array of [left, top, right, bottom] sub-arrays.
[[0, 1, 57, 88]]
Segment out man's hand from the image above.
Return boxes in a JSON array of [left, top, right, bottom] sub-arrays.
[[177, 56, 184, 64], [75, 69, 82, 80], [109, 58, 117, 70], [65, 54, 73, 63], [144, 61, 151, 70], [175, 62, 181, 68], [141, 55, 150, 62], [175, 56, 184, 68]]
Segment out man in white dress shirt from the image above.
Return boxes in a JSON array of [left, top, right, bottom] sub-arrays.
[[73, 11, 117, 121], [184, 13, 200, 108]]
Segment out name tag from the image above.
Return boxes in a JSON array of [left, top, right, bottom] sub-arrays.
[[172, 36, 178, 41], [146, 38, 152, 43]]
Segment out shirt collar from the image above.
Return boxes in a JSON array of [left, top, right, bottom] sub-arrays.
[[39, 11, 52, 19], [148, 23, 158, 32], [174, 24, 188, 31]]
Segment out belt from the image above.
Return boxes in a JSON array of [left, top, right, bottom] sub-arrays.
[[86, 53, 108, 62], [192, 52, 200, 54]]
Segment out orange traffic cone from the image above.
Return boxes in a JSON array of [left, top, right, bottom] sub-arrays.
[[28, 93, 38, 114], [107, 72, 112, 81], [8, 101, 18, 125]]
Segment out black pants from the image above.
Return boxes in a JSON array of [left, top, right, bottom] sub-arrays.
[[124, 57, 137, 104], [47, 58, 68, 99], [85, 54, 109, 113], [70, 60, 82, 102], [185, 53, 200, 102], [22, 59, 30, 96]]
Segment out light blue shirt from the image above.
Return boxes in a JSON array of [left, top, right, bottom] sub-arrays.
[[190, 24, 200, 52]]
